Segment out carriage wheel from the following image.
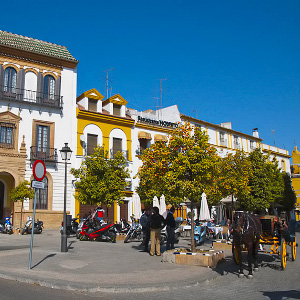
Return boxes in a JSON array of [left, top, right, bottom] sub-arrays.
[[280, 238, 287, 270], [291, 236, 296, 262], [232, 240, 240, 265]]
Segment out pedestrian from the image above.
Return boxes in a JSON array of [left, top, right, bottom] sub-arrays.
[[166, 206, 176, 250], [140, 209, 151, 252], [149, 206, 165, 256]]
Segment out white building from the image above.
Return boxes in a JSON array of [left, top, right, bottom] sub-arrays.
[[0, 30, 78, 228]]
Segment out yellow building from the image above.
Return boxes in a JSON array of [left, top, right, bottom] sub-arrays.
[[291, 146, 300, 221], [75, 89, 135, 222]]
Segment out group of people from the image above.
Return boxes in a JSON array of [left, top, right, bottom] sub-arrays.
[[140, 206, 176, 256]]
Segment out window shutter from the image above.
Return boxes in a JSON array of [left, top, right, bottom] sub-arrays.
[[0, 65, 3, 89], [16, 69, 25, 100], [37, 72, 43, 103]]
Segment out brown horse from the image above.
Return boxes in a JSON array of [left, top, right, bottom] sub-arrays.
[[232, 211, 262, 278]]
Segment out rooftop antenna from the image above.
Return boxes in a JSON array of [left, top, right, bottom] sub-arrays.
[[157, 78, 167, 119], [104, 68, 113, 99], [193, 109, 198, 119], [271, 129, 276, 146], [153, 97, 160, 115]]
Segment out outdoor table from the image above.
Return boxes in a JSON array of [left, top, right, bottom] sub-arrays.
[[180, 225, 191, 237], [207, 226, 223, 238]]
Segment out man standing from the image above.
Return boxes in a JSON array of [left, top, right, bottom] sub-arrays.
[[166, 206, 176, 250], [149, 207, 165, 256], [140, 209, 151, 252]]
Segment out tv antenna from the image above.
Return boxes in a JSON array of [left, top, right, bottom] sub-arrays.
[[104, 68, 113, 99], [271, 129, 276, 146]]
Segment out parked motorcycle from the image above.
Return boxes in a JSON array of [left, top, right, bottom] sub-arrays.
[[0, 216, 13, 234], [21, 216, 43, 235], [78, 217, 116, 242], [114, 218, 131, 234], [76, 218, 86, 239], [60, 217, 79, 235], [124, 220, 143, 243]]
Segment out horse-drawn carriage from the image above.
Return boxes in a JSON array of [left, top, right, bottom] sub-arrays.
[[232, 211, 297, 277], [259, 214, 297, 270]]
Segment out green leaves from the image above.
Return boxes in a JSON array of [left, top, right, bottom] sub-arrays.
[[71, 146, 130, 206], [137, 123, 223, 206], [10, 180, 35, 202]]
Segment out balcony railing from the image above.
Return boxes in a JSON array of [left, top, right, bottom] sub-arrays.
[[110, 149, 129, 160], [0, 86, 63, 109], [30, 146, 58, 163]]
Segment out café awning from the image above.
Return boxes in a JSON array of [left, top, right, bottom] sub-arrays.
[[154, 134, 167, 142], [138, 131, 151, 140]]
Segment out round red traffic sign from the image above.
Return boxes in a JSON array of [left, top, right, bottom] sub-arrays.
[[33, 160, 46, 181]]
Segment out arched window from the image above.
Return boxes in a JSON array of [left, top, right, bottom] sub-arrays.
[[36, 176, 48, 209], [43, 75, 55, 100], [4, 67, 17, 93]]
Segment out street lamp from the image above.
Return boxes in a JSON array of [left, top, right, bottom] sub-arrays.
[[60, 143, 72, 252]]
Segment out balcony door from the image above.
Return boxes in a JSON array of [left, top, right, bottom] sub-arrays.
[[36, 125, 49, 160], [112, 137, 122, 156]]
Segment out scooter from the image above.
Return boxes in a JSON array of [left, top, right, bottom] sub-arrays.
[[78, 217, 116, 242], [161, 217, 183, 244], [0, 216, 13, 234], [21, 216, 43, 235]]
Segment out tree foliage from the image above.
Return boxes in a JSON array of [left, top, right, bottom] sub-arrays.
[[71, 146, 130, 206], [136, 122, 223, 207], [277, 172, 296, 212], [10, 180, 35, 202], [238, 149, 284, 211], [218, 150, 252, 200]]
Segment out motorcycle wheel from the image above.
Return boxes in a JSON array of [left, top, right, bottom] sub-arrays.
[[124, 232, 131, 243], [79, 233, 88, 241], [8, 230, 13, 235], [109, 232, 116, 243], [21, 228, 27, 235]]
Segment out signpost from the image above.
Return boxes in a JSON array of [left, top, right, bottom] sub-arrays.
[[29, 160, 46, 270]]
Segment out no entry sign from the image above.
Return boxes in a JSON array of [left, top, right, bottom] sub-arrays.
[[32, 160, 46, 181]]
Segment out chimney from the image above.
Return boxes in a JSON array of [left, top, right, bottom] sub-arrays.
[[252, 128, 259, 138]]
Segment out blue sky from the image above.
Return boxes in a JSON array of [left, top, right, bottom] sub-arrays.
[[2, 1, 299, 156]]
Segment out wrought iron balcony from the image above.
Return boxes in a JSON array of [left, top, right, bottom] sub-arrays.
[[110, 149, 129, 160], [0, 85, 63, 109], [30, 146, 58, 163]]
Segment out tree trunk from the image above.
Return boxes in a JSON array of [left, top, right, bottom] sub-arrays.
[[190, 202, 196, 252]]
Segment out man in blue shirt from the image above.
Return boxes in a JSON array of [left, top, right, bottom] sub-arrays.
[[166, 207, 176, 250]]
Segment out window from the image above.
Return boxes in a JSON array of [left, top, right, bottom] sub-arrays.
[[233, 135, 240, 149], [113, 137, 122, 155], [87, 134, 98, 155], [88, 98, 98, 112], [36, 176, 48, 209], [4, 67, 17, 93], [0, 123, 14, 147], [139, 139, 149, 152], [35, 125, 50, 159], [219, 132, 227, 146], [250, 140, 255, 149], [43, 75, 55, 100], [113, 104, 121, 116]]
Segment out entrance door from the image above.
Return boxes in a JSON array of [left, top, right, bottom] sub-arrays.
[[0, 181, 4, 220]]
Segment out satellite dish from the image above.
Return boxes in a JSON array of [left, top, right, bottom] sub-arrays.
[[80, 135, 86, 143]]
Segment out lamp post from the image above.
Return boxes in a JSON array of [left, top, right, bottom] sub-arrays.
[[60, 143, 72, 252]]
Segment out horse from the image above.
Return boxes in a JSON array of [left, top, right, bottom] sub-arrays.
[[232, 211, 262, 278]]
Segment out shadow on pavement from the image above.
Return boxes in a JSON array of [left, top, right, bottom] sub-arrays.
[[0, 245, 30, 251], [261, 289, 300, 300], [32, 253, 56, 269]]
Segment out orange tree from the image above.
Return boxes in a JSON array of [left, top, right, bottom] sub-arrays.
[[218, 150, 252, 218], [71, 146, 130, 207], [136, 122, 223, 251]]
